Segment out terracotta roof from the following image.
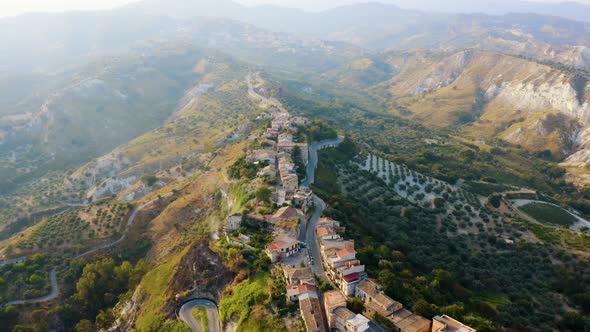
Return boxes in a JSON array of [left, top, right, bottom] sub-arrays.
[[287, 284, 317, 297], [316, 227, 334, 237], [336, 247, 356, 258], [268, 237, 299, 251]]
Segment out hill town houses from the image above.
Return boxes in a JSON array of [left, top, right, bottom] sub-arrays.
[[315, 218, 476, 332], [238, 107, 475, 332]]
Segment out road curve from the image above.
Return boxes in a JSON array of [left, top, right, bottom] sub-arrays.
[[304, 137, 345, 187], [179, 299, 221, 332], [3, 269, 59, 306]]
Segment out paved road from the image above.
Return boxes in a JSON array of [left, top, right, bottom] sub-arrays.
[[179, 299, 221, 332], [303, 137, 344, 187], [0, 256, 27, 267], [303, 137, 344, 279], [306, 195, 328, 279], [3, 269, 58, 306]]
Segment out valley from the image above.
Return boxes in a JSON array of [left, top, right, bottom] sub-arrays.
[[0, 1, 590, 332]]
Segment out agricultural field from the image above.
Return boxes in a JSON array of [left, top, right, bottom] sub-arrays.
[[0, 254, 51, 303], [0, 169, 89, 237], [350, 153, 502, 235], [9, 200, 131, 255], [314, 143, 590, 330], [519, 203, 578, 227]]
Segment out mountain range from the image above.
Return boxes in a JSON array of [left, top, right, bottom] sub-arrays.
[[3, 0, 590, 72]]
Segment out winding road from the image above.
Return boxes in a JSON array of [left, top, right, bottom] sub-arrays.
[[179, 299, 221, 332], [1, 192, 170, 307], [3, 269, 58, 306], [303, 137, 344, 187]]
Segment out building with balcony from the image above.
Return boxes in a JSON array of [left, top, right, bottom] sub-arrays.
[[266, 236, 301, 263]]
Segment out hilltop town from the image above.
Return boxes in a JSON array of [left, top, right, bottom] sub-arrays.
[[226, 97, 478, 332]]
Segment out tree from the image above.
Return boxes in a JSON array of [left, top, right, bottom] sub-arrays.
[[29, 274, 45, 286], [413, 299, 436, 318], [440, 304, 464, 319], [348, 298, 365, 314], [488, 195, 501, 208], [141, 174, 158, 186], [95, 309, 115, 330], [75, 320, 94, 332], [255, 187, 272, 203], [559, 312, 586, 331]]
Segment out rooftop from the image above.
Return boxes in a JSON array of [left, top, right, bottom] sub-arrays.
[[348, 313, 370, 328], [268, 237, 299, 251], [432, 315, 477, 332], [271, 207, 298, 220], [357, 279, 401, 311], [317, 227, 336, 237], [287, 284, 318, 298], [334, 306, 356, 321], [284, 266, 315, 284], [300, 295, 327, 332], [342, 272, 362, 283], [336, 247, 356, 258], [389, 309, 431, 332], [324, 290, 347, 309]]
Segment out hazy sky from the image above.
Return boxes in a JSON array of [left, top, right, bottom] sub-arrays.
[[2, 0, 590, 17]]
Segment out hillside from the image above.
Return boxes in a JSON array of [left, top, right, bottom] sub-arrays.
[[319, 50, 590, 185], [0, 45, 256, 237]]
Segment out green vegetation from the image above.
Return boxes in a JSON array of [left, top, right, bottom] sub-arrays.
[[15, 200, 130, 253], [133, 248, 186, 331], [219, 272, 286, 332], [141, 174, 159, 186], [313, 142, 590, 331], [278, 88, 578, 200], [520, 203, 578, 226], [464, 181, 514, 196], [228, 157, 266, 180], [0, 254, 50, 303], [219, 271, 270, 323], [255, 187, 272, 203], [301, 119, 338, 142], [72, 258, 147, 328], [192, 307, 209, 332]]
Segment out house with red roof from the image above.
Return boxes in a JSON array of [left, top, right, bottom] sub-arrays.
[[287, 284, 319, 302], [266, 236, 301, 262], [316, 227, 339, 240]]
